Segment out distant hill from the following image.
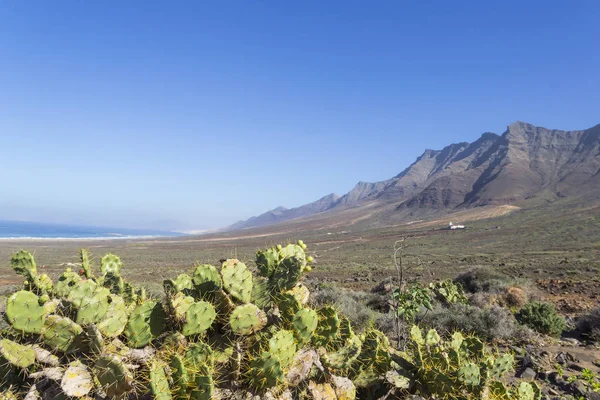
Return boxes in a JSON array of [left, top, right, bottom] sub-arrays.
[[228, 121, 600, 231]]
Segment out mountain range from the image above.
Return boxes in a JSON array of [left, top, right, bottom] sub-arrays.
[[228, 121, 600, 231]]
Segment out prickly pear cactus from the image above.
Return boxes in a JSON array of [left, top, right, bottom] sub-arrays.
[[221, 259, 253, 303], [0, 339, 35, 369], [5, 290, 45, 334], [229, 303, 267, 335], [124, 300, 166, 348], [0, 242, 540, 400], [181, 300, 217, 336], [247, 352, 285, 390], [149, 359, 172, 400], [42, 315, 84, 354], [93, 354, 134, 398], [10, 250, 37, 279], [97, 295, 129, 338], [292, 308, 318, 346], [100, 253, 122, 276], [80, 248, 93, 278], [192, 264, 222, 294]]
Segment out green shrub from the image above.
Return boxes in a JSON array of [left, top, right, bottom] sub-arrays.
[[311, 283, 378, 332], [454, 268, 514, 294], [419, 303, 519, 341], [516, 301, 566, 337]]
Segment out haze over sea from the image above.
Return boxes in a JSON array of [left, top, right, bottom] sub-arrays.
[[0, 220, 184, 239]]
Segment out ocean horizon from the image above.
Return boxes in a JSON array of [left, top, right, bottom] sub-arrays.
[[0, 220, 185, 239]]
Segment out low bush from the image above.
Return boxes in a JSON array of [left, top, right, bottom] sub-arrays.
[[577, 307, 600, 340], [311, 283, 379, 332], [454, 268, 514, 294], [516, 301, 566, 337], [418, 303, 519, 341]]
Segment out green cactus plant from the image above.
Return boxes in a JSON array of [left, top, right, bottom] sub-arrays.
[[229, 303, 267, 335], [54, 269, 83, 298], [292, 308, 318, 346], [221, 259, 253, 303], [181, 300, 217, 337], [247, 351, 285, 390], [322, 332, 362, 370], [42, 315, 85, 354], [97, 295, 129, 338], [312, 306, 340, 346], [5, 290, 45, 334], [100, 253, 122, 276], [10, 250, 37, 279], [93, 354, 134, 398], [75, 286, 111, 325], [268, 329, 297, 369], [192, 264, 222, 294], [150, 359, 173, 400], [124, 300, 166, 348], [80, 248, 93, 278], [0, 339, 36, 369]]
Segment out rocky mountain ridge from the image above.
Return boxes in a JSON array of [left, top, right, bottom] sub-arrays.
[[229, 121, 600, 231]]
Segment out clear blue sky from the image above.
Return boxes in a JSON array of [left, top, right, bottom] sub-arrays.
[[1, 1, 598, 231]]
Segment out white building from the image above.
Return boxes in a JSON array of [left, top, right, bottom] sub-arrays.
[[448, 222, 465, 230]]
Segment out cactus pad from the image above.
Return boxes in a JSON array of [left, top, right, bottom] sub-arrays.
[[10, 250, 37, 278], [170, 354, 190, 397], [182, 300, 217, 337], [0, 339, 35, 369], [322, 333, 362, 370], [168, 292, 195, 321], [221, 259, 253, 303], [54, 269, 82, 298], [93, 354, 134, 398], [97, 295, 129, 338], [247, 352, 284, 390], [255, 247, 279, 278], [286, 283, 310, 305], [42, 315, 84, 354], [517, 382, 535, 400], [278, 293, 301, 323], [312, 306, 340, 346], [5, 290, 45, 334], [185, 342, 215, 370], [458, 363, 481, 386], [67, 279, 98, 309], [192, 264, 222, 294], [61, 360, 93, 397], [149, 360, 172, 400], [229, 303, 267, 335], [190, 370, 214, 400], [100, 253, 122, 276], [268, 329, 297, 369], [425, 329, 441, 346], [292, 308, 318, 346], [76, 286, 111, 325], [80, 249, 93, 278], [84, 324, 104, 354], [32, 273, 53, 294], [124, 300, 166, 348], [490, 353, 514, 379], [164, 273, 194, 294]]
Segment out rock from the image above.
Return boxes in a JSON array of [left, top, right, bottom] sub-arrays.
[[567, 362, 585, 371], [371, 278, 396, 294], [519, 367, 537, 379], [561, 338, 580, 346]]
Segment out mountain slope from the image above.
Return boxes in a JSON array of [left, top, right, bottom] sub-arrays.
[[228, 122, 600, 231], [228, 193, 341, 230]]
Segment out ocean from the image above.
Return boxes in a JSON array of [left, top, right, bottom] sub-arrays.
[[0, 220, 185, 239]]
